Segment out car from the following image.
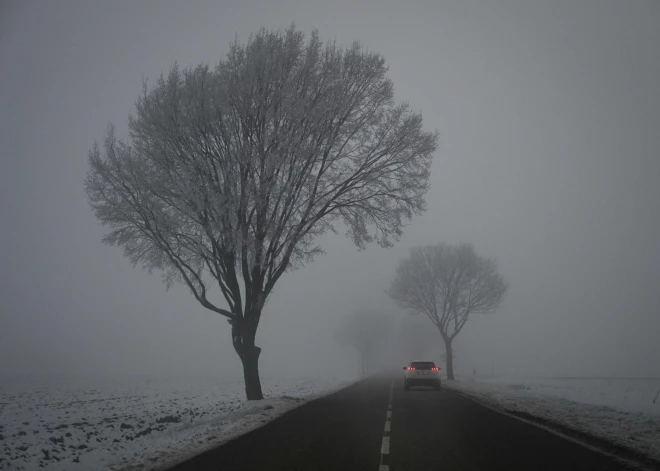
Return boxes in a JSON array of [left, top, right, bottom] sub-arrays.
[[402, 361, 441, 390]]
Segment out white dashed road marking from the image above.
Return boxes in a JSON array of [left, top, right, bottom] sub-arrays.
[[379, 382, 394, 470], [381, 436, 390, 454]]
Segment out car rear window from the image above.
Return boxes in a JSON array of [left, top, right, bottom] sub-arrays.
[[411, 362, 435, 370]]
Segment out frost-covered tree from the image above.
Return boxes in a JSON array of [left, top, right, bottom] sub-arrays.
[[84, 26, 437, 399], [388, 243, 508, 380]]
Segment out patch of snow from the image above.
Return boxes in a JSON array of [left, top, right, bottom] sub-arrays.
[[446, 377, 660, 463], [0, 374, 355, 471]]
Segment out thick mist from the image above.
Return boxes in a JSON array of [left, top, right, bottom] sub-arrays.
[[1, 0, 659, 381]]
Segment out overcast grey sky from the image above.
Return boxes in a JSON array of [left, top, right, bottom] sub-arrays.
[[1, 0, 659, 380]]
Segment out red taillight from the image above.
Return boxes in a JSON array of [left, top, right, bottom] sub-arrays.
[[408, 367, 415, 370], [432, 367, 439, 371]]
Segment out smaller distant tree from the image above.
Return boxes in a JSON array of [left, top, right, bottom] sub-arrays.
[[335, 309, 392, 377], [388, 243, 508, 380]]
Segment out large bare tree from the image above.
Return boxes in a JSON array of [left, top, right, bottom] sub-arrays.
[[84, 26, 437, 399], [388, 243, 508, 380]]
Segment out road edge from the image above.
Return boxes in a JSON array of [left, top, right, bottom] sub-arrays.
[[444, 384, 660, 471]]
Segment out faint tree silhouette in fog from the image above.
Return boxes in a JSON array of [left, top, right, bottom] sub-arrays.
[[335, 308, 393, 377]]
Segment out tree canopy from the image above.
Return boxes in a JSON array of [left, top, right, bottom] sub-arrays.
[[85, 26, 437, 398]]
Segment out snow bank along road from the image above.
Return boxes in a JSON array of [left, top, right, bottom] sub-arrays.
[[170, 373, 653, 471]]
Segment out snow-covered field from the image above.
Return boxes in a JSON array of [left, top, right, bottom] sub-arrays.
[[446, 377, 660, 463], [0, 374, 353, 471]]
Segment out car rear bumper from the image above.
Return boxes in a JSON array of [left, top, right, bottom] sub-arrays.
[[405, 378, 441, 386]]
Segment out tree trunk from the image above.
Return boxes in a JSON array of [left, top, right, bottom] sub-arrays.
[[231, 316, 264, 400], [241, 344, 263, 400], [445, 339, 455, 380]]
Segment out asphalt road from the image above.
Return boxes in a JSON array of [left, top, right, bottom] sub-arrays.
[[169, 373, 641, 471]]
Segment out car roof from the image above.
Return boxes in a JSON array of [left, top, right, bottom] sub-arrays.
[[409, 360, 435, 363]]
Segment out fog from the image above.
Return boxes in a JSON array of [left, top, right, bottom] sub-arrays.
[[1, 0, 659, 382]]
